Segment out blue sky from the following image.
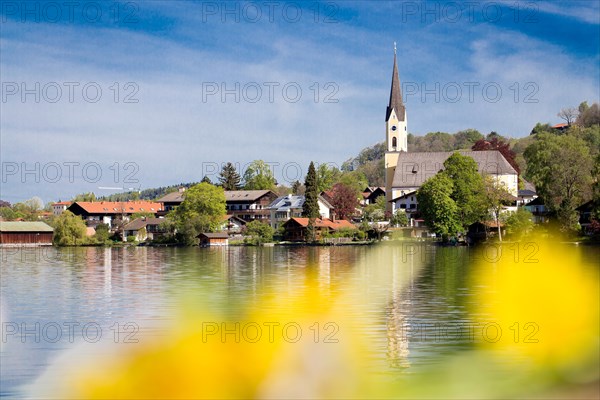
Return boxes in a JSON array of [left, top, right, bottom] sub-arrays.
[[1, 0, 599, 203]]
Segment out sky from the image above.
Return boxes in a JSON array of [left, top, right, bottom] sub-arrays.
[[1, 0, 599, 203]]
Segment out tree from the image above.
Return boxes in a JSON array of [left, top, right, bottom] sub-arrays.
[[483, 176, 515, 241], [558, 107, 578, 125], [72, 192, 96, 202], [576, 102, 600, 127], [302, 162, 320, 219], [442, 153, 487, 230], [330, 183, 358, 220], [454, 129, 484, 149], [472, 137, 520, 174], [530, 122, 553, 135], [316, 163, 341, 193], [52, 211, 87, 246], [244, 220, 274, 245], [505, 208, 534, 239], [172, 182, 226, 244], [218, 162, 241, 190], [0, 207, 21, 221], [201, 176, 212, 184], [93, 223, 110, 243], [363, 195, 387, 222], [390, 209, 409, 227], [291, 180, 303, 195], [23, 197, 43, 213], [243, 160, 276, 190], [417, 174, 461, 240], [524, 133, 593, 232]]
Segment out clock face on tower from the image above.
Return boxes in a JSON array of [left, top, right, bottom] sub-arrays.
[[391, 126, 397, 131]]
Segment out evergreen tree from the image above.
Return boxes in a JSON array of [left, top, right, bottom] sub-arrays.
[[201, 176, 212, 184], [218, 163, 241, 190], [302, 162, 320, 218], [291, 180, 302, 195]]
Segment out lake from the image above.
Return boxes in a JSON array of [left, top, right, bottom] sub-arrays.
[[1, 243, 598, 398]]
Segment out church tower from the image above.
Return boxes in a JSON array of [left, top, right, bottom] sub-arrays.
[[384, 44, 408, 213]]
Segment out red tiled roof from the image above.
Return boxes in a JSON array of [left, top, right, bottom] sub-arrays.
[[71, 201, 162, 214], [53, 201, 71, 206], [552, 123, 568, 129], [287, 218, 356, 230]]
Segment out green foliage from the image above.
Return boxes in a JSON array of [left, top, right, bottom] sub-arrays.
[[442, 153, 487, 229], [454, 129, 484, 149], [72, 192, 96, 202], [219, 162, 241, 190], [171, 182, 226, 245], [505, 208, 534, 239], [0, 207, 21, 221], [390, 209, 409, 227], [338, 170, 368, 198], [127, 235, 137, 242], [201, 176, 212, 184], [316, 163, 341, 193], [483, 177, 515, 241], [93, 223, 110, 243], [576, 101, 600, 127], [244, 220, 274, 245], [524, 133, 593, 232], [52, 211, 87, 246], [243, 160, 276, 190], [130, 212, 155, 221], [363, 195, 387, 222], [302, 162, 320, 218], [417, 174, 462, 240], [291, 180, 303, 195]]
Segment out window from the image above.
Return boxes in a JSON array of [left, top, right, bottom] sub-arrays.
[[409, 204, 416, 209], [392, 137, 397, 148], [400, 204, 406, 209]]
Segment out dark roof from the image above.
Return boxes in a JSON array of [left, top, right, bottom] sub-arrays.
[[386, 52, 406, 122], [156, 192, 185, 203], [518, 189, 537, 197], [123, 218, 165, 231], [391, 150, 517, 189], [390, 190, 417, 202], [526, 197, 545, 206], [197, 232, 229, 239], [0, 222, 54, 232], [225, 190, 276, 202]]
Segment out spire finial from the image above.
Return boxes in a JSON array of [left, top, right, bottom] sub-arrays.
[[394, 41, 396, 54]]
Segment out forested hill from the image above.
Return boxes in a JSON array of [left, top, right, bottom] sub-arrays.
[[97, 182, 198, 202]]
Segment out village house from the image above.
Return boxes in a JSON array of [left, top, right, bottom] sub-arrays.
[[220, 214, 246, 234], [524, 197, 548, 223], [0, 221, 54, 246], [157, 189, 278, 223], [225, 190, 278, 222], [67, 201, 163, 229], [155, 188, 186, 216], [268, 194, 334, 230], [123, 217, 167, 241], [282, 218, 356, 242], [361, 187, 386, 206], [52, 201, 71, 216]]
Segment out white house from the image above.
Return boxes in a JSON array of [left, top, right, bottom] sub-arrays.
[[268, 194, 334, 230]]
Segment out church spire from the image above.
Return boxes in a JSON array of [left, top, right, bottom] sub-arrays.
[[386, 46, 405, 122]]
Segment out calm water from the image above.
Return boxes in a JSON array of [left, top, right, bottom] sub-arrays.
[[1, 243, 598, 398]]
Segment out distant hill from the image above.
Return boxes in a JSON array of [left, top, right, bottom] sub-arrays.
[[98, 182, 198, 202]]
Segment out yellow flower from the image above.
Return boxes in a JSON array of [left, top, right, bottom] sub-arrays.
[[472, 236, 599, 375]]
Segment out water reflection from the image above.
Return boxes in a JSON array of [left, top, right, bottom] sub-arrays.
[[2, 244, 597, 397]]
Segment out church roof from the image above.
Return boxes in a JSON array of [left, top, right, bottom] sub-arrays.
[[391, 150, 518, 189], [386, 52, 405, 122]]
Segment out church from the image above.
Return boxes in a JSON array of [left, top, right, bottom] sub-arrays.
[[383, 49, 519, 215]]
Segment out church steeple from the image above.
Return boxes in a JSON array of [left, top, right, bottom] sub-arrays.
[[386, 45, 405, 122]]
